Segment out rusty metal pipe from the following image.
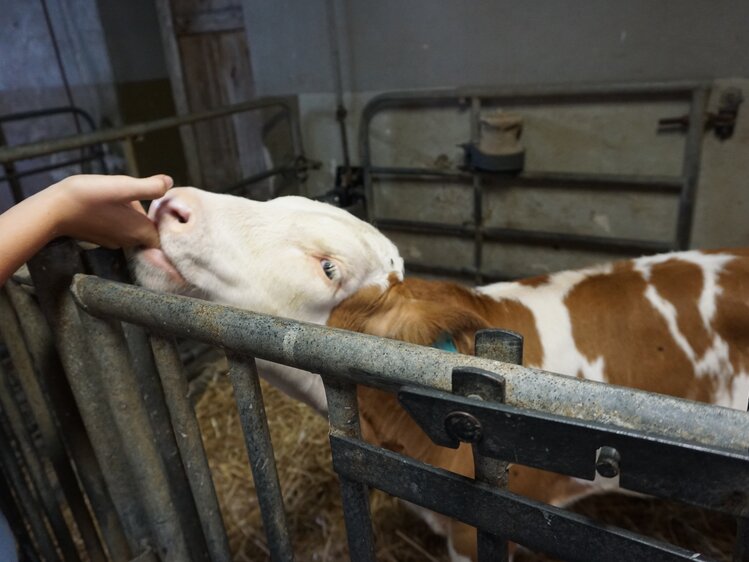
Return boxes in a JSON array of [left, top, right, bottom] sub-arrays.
[[149, 335, 232, 562], [226, 354, 294, 561], [4, 279, 131, 560], [28, 242, 153, 553], [71, 275, 749, 453]]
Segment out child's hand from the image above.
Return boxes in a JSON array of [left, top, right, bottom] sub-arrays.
[[47, 174, 173, 249]]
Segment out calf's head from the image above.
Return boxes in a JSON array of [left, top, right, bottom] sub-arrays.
[[134, 188, 404, 325]]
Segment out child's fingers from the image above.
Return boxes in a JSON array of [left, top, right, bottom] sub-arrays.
[[114, 174, 173, 202], [70, 174, 173, 201], [117, 208, 161, 248]]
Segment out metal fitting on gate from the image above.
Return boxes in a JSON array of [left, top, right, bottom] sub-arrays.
[[444, 411, 483, 443], [595, 446, 621, 478]]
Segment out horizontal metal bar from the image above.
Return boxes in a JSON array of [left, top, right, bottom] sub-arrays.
[[330, 435, 712, 562], [0, 105, 97, 129], [400, 385, 749, 515], [363, 81, 705, 114], [370, 167, 684, 193], [0, 97, 295, 164], [70, 275, 749, 453], [0, 151, 105, 183], [376, 219, 674, 254], [224, 164, 297, 196]]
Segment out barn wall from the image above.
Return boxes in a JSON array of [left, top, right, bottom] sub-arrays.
[[243, 0, 749, 274]]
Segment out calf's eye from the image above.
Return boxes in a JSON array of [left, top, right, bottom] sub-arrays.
[[321, 259, 338, 280]]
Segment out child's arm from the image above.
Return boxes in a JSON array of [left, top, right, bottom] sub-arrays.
[[0, 174, 172, 283]]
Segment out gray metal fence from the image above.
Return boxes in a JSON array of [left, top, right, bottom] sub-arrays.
[[0, 238, 747, 561]]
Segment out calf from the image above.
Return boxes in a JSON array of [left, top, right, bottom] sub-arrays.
[[134, 188, 749, 561]]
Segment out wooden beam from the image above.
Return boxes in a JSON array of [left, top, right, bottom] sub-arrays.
[[154, 0, 203, 185]]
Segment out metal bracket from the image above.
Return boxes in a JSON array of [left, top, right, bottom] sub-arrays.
[[658, 87, 743, 140], [398, 378, 749, 515]]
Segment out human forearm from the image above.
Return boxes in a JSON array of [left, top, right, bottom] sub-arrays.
[[0, 188, 62, 283]]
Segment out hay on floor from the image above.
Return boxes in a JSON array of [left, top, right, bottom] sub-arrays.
[[194, 357, 448, 562]]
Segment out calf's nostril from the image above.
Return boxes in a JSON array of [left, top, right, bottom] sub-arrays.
[[168, 205, 191, 224], [155, 198, 192, 225]]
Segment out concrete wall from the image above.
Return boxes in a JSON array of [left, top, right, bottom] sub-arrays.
[[245, 0, 749, 95], [243, 0, 749, 276]]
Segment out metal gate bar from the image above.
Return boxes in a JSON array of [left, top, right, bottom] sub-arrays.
[[0, 97, 309, 193], [70, 274, 749, 453], [85, 249, 212, 558], [471, 330, 524, 561], [226, 355, 295, 561], [323, 378, 377, 562], [0, 288, 106, 561], [0, 361, 81, 561], [77, 300, 206, 562], [330, 435, 713, 562], [0, 462, 36, 562], [149, 335, 232, 562], [70, 273, 749, 560], [0, 407, 61, 562], [4, 279, 132, 560], [359, 81, 709, 282], [27, 244, 154, 555]]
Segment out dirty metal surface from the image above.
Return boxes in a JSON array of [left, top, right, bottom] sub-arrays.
[[399, 382, 749, 515], [71, 275, 749, 454], [330, 434, 714, 562]]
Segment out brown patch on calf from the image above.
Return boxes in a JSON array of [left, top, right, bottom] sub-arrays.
[[649, 259, 711, 358], [564, 262, 718, 401], [518, 274, 550, 288]]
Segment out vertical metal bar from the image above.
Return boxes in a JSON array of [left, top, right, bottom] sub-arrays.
[[4, 280, 132, 561], [675, 86, 709, 250], [27, 241, 152, 554], [0, 288, 107, 562], [0, 362, 80, 562], [470, 329, 524, 562], [0, 125, 25, 203], [75, 308, 204, 562], [84, 248, 210, 561], [0, 409, 61, 562], [734, 395, 749, 562], [470, 97, 485, 284], [150, 335, 232, 562], [122, 136, 140, 177], [226, 354, 294, 562], [324, 378, 377, 562], [0, 463, 35, 562]]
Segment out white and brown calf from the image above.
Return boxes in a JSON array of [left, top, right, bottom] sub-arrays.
[[134, 188, 749, 561]]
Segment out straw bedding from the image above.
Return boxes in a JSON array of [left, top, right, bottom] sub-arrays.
[[193, 355, 734, 562]]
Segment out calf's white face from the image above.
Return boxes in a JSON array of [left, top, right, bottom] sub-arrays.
[[134, 187, 404, 326]]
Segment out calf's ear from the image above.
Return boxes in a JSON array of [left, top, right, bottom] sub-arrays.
[[330, 287, 490, 355]]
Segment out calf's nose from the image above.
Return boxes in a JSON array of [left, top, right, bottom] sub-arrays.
[[150, 190, 195, 229]]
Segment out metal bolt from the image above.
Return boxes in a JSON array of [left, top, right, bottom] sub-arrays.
[[444, 411, 483, 443], [595, 446, 621, 478]]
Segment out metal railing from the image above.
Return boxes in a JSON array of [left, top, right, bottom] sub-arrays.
[[359, 82, 710, 282], [1, 238, 746, 561], [0, 96, 315, 199]]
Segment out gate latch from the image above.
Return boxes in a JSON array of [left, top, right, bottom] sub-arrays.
[[658, 87, 743, 140]]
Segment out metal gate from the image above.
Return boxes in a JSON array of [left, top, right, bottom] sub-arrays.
[[0, 238, 747, 562], [360, 82, 710, 283]]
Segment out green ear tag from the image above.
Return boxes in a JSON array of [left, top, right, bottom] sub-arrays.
[[431, 332, 458, 353]]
